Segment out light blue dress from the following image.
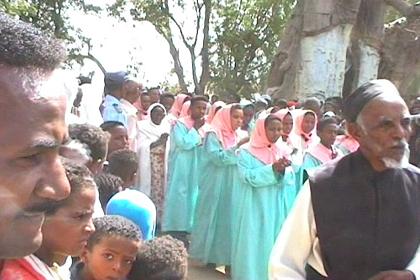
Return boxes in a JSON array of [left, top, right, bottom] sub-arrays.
[[231, 149, 297, 280], [190, 132, 238, 265], [161, 121, 202, 232]]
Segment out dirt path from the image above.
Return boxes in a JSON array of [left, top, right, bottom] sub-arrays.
[[188, 260, 228, 280]]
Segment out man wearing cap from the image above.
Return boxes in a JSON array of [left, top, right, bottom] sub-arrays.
[[269, 79, 419, 280], [101, 71, 129, 126]]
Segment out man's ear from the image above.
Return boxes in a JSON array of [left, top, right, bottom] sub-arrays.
[[347, 122, 363, 142]]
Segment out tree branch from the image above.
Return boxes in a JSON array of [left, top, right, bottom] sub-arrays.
[[384, 0, 420, 17]]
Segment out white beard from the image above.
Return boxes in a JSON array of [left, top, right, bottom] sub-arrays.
[[381, 144, 410, 169]]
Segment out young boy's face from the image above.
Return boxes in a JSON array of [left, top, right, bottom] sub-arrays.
[[41, 188, 96, 257], [82, 236, 140, 280]]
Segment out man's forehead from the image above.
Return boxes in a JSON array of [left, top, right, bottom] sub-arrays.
[[0, 67, 66, 102], [362, 96, 409, 120]]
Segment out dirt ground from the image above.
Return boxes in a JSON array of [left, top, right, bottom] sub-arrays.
[[188, 260, 228, 280]]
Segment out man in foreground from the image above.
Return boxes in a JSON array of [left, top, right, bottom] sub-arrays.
[[0, 12, 70, 262], [269, 79, 419, 280]]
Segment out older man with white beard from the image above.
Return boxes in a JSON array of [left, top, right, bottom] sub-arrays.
[[269, 79, 419, 280]]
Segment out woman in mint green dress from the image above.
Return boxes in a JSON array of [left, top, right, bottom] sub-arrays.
[[190, 104, 248, 267], [231, 115, 296, 280]]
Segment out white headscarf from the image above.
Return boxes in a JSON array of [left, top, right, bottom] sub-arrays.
[[138, 103, 170, 141]]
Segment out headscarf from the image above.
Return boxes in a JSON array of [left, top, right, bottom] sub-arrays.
[[178, 101, 194, 129], [343, 79, 400, 122], [106, 189, 156, 240], [138, 103, 170, 141], [293, 109, 318, 144], [170, 94, 190, 117], [274, 109, 293, 135], [210, 104, 237, 149], [206, 101, 226, 124], [245, 115, 287, 164]]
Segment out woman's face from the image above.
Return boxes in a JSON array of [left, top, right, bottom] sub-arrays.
[[282, 113, 293, 135], [265, 118, 283, 143], [302, 113, 316, 134], [230, 108, 244, 130], [151, 107, 165, 125]]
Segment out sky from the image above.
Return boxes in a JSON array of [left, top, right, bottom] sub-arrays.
[[67, 0, 199, 90]]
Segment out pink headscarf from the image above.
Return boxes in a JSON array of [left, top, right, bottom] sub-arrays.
[[307, 143, 342, 164], [335, 134, 359, 153], [210, 105, 237, 149], [178, 101, 194, 129], [206, 101, 226, 124], [245, 115, 287, 164], [170, 94, 190, 117], [292, 109, 318, 146], [274, 109, 293, 137]]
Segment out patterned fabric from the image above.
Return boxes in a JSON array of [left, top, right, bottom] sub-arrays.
[[150, 142, 167, 222]]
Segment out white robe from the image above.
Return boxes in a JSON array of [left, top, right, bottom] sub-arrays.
[[136, 111, 170, 196]]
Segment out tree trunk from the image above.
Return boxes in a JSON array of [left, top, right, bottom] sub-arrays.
[[267, 0, 419, 101], [164, 34, 189, 93], [198, 0, 211, 96], [266, 0, 362, 100]]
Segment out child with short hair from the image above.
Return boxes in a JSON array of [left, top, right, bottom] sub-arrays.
[[107, 149, 139, 188], [127, 235, 187, 280], [72, 215, 142, 280]]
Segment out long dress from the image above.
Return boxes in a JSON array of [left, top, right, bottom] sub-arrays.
[[161, 121, 202, 232], [190, 132, 238, 265], [231, 149, 297, 280], [150, 141, 167, 222]]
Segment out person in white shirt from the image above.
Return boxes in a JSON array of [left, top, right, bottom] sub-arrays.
[[269, 79, 419, 280]]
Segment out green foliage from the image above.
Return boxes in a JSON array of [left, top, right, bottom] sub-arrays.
[[209, 0, 295, 99]]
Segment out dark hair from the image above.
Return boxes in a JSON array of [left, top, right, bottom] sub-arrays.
[[94, 173, 123, 211], [46, 160, 95, 215], [69, 124, 109, 162], [160, 93, 175, 100], [190, 96, 208, 107], [87, 215, 142, 251], [264, 114, 282, 128], [100, 121, 125, 132], [127, 235, 187, 280], [107, 149, 138, 182], [274, 98, 288, 109], [0, 12, 66, 69], [317, 116, 338, 132]]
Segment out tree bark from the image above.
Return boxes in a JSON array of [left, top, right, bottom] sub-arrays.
[[198, 0, 211, 95]]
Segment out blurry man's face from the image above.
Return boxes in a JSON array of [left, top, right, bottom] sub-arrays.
[[160, 96, 175, 113], [318, 123, 339, 148], [148, 89, 160, 104], [352, 97, 412, 169], [107, 126, 129, 156], [0, 67, 71, 258], [124, 81, 140, 104], [190, 100, 208, 120], [140, 95, 151, 111]]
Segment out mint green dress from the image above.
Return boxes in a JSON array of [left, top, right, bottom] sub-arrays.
[[162, 121, 202, 232], [190, 132, 238, 265], [231, 149, 297, 280], [296, 152, 323, 188]]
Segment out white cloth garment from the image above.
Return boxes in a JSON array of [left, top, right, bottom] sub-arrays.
[[120, 98, 139, 151], [136, 104, 170, 196], [268, 182, 420, 280]]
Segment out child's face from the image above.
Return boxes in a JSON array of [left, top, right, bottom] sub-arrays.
[[41, 188, 96, 257], [82, 236, 140, 280]]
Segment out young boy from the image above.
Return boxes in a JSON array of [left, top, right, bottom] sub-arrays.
[[72, 215, 142, 280], [127, 235, 187, 280], [0, 161, 96, 280], [100, 121, 130, 158], [107, 148, 139, 188], [301, 116, 343, 176]]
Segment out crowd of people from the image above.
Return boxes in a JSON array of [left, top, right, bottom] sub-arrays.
[[0, 11, 419, 280]]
